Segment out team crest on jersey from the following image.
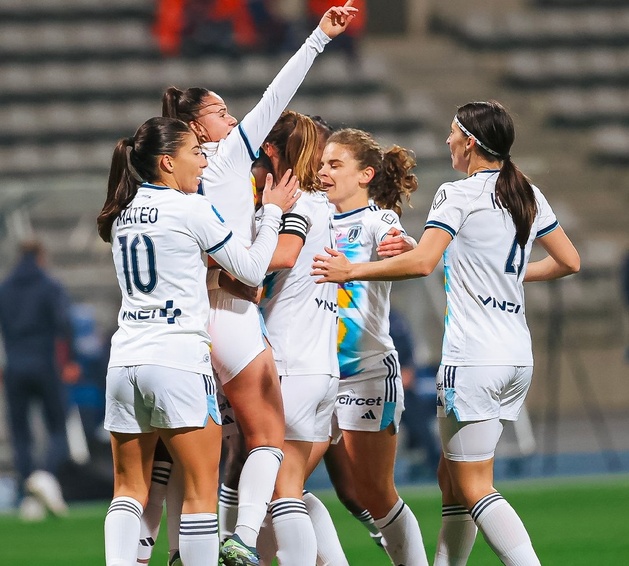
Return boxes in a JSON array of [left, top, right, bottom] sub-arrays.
[[381, 213, 395, 225], [433, 189, 447, 210], [347, 225, 362, 243], [211, 205, 225, 223]]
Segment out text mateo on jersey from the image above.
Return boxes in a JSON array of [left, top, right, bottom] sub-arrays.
[[116, 206, 159, 226]]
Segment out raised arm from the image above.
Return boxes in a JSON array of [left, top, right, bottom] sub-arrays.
[[524, 226, 580, 282], [234, 2, 358, 157]]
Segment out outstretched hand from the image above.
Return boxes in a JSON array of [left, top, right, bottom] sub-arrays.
[[262, 169, 301, 213], [312, 247, 352, 283], [377, 227, 416, 257], [318, 1, 358, 39]]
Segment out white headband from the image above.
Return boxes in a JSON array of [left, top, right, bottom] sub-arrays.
[[453, 115, 504, 159]]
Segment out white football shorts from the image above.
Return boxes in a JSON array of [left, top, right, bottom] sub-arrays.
[[335, 352, 405, 434], [208, 289, 267, 384], [281, 374, 338, 443], [436, 364, 533, 422], [104, 365, 221, 433]]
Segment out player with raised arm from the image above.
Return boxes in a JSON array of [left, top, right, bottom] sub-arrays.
[[312, 101, 580, 566], [132, 5, 358, 566], [98, 116, 298, 566]]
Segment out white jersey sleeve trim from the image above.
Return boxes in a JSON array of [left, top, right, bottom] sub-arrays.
[[536, 220, 559, 238], [209, 204, 282, 286], [425, 220, 456, 239]]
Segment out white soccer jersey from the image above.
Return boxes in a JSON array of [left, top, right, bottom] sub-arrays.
[[334, 205, 404, 379], [198, 27, 331, 246], [108, 183, 282, 373], [425, 170, 558, 366], [259, 191, 339, 377]]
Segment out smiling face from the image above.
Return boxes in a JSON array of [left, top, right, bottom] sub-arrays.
[[190, 93, 238, 143], [318, 142, 373, 212], [166, 132, 208, 193], [446, 120, 471, 174]]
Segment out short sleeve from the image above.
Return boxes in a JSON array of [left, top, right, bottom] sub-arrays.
[[373, 209, 405, 243], [425, 183, 466, 238], [185, 195, 234, 254], [533, 186, 559, 239]]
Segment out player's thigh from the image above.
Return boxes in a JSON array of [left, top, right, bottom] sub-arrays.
[[110, 430, 159, 499], [208, 292, 267, 383], [222, 346, 284, 448], [160, 421, 222, 508]]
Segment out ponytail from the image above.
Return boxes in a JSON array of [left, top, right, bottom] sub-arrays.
[[376, 145, 418, 217], [97, 137, 139, 242], [495, 157, 536, 248]]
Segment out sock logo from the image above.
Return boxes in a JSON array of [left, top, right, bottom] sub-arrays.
[[361, 409, 377, 420]]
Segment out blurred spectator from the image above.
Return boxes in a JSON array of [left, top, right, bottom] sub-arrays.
[[389, 307, 440, 478], [154, 0, 292, 57], [0, 240, 79, 520]]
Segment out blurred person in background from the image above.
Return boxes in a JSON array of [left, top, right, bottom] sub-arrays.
[[0, 239, 80, 520], [622, 250, 629, 361]]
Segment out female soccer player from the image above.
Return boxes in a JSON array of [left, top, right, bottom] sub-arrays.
[[157, 5, 357, 564], [314, 127, 429, 566], [254, 110, 341, 565], [98, 116, 299, 566], [312, 101, 581, 566]]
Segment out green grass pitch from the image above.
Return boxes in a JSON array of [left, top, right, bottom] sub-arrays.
[[2, 474, 628, 564]]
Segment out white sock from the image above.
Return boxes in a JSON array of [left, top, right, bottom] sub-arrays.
[[374, 498, 429, 566], [165, 462, 184, 560], [270, 498, 317, 566], [137, 461, 172, 563], [434, 504, 478, 566], [257, 511, 278, 566], [105, 496, 143, 566], [219, 483, 239, 542], [234, 446, 283, 547], [471, 493, 540, 566], [353, 509, 384, 547], [179, 513, 219, 566], [302, 490, 348, 566]]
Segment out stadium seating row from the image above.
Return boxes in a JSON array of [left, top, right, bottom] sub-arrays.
[[431, 8, 629, 49]]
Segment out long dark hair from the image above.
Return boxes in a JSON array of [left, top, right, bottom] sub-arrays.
[[263, 111, 322, 193], [97, 117, 191, 242], [456, 100, 537, 248], [162, 86, 214, 140], [327, 128, 418, 216]]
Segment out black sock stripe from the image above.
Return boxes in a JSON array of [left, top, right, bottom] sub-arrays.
[[470, 492, 503, 521], [380, 501, 406, 529]]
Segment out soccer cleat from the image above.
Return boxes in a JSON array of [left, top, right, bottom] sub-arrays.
[[25, 470, 68, 517], [219, 534, 260, 566], [167, 550, 182, 566]]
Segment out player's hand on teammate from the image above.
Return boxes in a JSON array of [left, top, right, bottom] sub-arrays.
[[312, 247, 352, 283], [218, 270, 261, 303], [377, 227, 417, 258], [262, 169, 301, 212], [318, 1, 358, 39]]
